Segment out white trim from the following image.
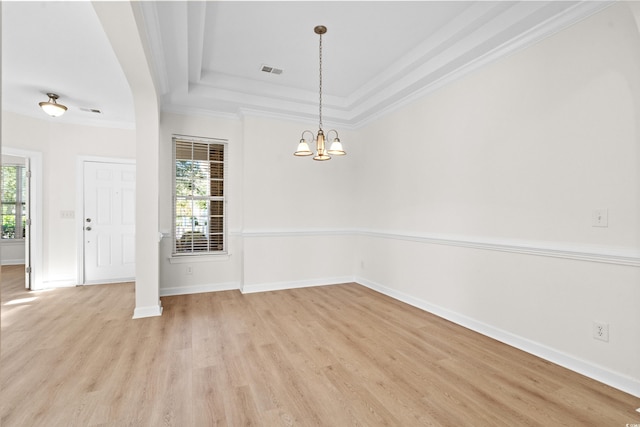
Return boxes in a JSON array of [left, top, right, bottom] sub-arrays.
[[168, 254, 231, 263], [241, 276, 353, 294], [163, 105, 242, 122], [42, 278, 77, 288], [356, 276, 640, 398], [1, 107, 135, 131], [352, 2, 613, 130], [83, 277, 135, 286], [237, 107, 357, 131], [1, 147, 43, 290], [151, 2, 612, 130], [160, 281, 239, 296], [171, 134, 228, 144], [76, 156, 136, 285], [132, 303, 163, 319], [78, 155, 136, 165], [1, 258, 25, 266], [240, 229, 352, 238], [356, 229, 640, 267], [171, 136, 228, 256], [134, 1, 169, 95], [237, 228, 640, 267], [0, 239, 26, 245]]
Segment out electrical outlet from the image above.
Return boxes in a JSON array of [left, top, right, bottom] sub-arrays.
[[593, 321, 609, 342]]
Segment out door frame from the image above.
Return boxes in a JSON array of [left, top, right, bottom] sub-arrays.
[[76, 156, 136, 285], [1, 147, 43, 290]]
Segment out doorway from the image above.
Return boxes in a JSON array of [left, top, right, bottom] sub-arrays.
[[79, 159, 136, 284], [1, 147, 42, 290]]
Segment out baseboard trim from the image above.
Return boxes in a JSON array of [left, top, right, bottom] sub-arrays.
[[132, 303, 163, 319], [1, 258, 25, 266], [241, 276, 353, 294], [356, 276, 640, 398], [160, 281, 239, 296], [83, 277, 135, 286], [42, 279, 77, 288]]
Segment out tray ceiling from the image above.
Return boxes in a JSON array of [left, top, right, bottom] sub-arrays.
[[2, 1, 611, 129]]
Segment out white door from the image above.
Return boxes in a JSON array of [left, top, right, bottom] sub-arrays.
[[83, 161, 135, 284]]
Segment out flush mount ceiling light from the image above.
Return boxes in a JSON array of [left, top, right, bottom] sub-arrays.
[[39, 93, 67, 117], [294, 25, 345, 161]]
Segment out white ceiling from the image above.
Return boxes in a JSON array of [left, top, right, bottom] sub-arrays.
[[2, 1, 611, 130], [2, 1, 135, 128]]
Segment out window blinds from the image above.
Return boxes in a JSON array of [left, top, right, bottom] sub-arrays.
[[173, 138, 226, 254]]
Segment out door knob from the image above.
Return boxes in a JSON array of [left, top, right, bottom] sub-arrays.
[[86, 226, 92, 231], [86, 218, 92, 223]]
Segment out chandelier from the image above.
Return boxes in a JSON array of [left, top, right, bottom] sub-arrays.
[[294, 25, 345, 161]]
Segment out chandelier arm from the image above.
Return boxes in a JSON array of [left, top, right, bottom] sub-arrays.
[[301, 130, 315, 141], [326, 129, 339, 139]]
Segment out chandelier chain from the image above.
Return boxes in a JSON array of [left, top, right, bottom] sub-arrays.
[[318, 31, 323, 130]]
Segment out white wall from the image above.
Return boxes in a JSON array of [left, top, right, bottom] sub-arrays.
[[1, 111, 136, 285], [1, 154, 26, 265], [354, 3, 640, 395], [158, 112, 359, 294], [158, 112, 244, 295], [241, 115, 358, 292]]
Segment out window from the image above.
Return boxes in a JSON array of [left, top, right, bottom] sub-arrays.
[[173, 136, 226, 255], [1, 165, 27, 240]]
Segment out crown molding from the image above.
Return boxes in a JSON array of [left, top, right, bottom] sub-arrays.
[[134, 1, 170, 96], [150, 1, 613, 129], [2, 108, 135, 130], [352, 1, 614, 128], [161, 104, 241, 122]]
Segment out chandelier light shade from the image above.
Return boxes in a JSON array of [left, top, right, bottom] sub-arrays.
[[294, 25, 346, 161], [39, 93, 67, 117]]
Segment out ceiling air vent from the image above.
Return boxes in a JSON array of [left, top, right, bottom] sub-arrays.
[[80, 107, 102, 114], [261, 64, 283, 75]]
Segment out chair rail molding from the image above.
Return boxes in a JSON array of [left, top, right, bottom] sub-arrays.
[[236, 228, 640, 267]]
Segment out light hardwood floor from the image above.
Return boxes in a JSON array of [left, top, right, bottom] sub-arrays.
[[1, 264, 639, 426]]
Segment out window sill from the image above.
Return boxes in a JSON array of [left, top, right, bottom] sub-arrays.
[[1, 239, 25, 245], [169, 253, 230, 264]]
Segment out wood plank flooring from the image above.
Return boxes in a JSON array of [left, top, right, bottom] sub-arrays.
[[1, 264, 639, 426]]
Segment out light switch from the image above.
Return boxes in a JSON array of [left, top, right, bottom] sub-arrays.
[[60, 210, 75, 219], [592, 209, 608, 227]]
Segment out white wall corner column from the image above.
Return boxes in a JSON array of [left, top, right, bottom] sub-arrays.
[[93, 1, 162, 318]]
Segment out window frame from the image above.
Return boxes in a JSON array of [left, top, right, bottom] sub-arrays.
[[171, 135, 228, 257], [1, 164, 27, 241]]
